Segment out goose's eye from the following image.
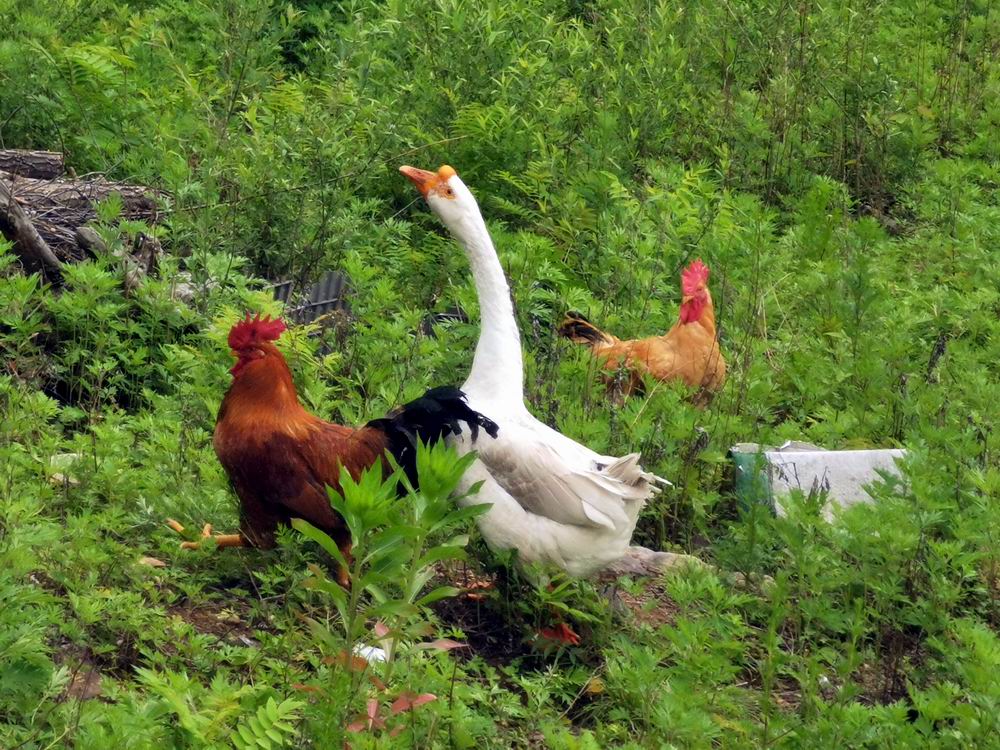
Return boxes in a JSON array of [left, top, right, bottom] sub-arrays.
[[444, 187, 456, 198]]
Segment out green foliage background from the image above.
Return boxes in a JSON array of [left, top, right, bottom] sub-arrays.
[[1, 0, 998, 747]]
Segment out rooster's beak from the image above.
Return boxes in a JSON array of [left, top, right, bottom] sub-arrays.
[[682, 285, 706, 303], [399, 165, 437, 197]]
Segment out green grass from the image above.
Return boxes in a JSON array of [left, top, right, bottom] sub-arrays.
[[1, 0, 999, 747]]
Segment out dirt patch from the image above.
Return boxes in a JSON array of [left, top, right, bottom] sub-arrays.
[[429, 563, 533, 666], [57, 634, 144, 680], [168, 599, 260, 645], [28, 569, 69, 598], [50, 643, 117, 701], [614, 580, 679, 629], [852, 651, 923, 707], [64, 662, 104, 702]]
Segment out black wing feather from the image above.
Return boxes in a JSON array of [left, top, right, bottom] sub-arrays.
[[365, 386, 498, 487]]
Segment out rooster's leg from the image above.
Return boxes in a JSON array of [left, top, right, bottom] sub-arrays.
[[336, 542, 352, 588], [166, 519, 248, 550]]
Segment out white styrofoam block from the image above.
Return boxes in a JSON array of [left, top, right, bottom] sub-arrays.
[[766, 448, 906, 519], [353, 644, 387, 662]]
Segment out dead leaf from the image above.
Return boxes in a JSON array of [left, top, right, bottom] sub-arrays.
[[462, 580, 493, 600], [391, 691, 437, 715], [138, 556, 166, 568], [413, 638, 468, 652], [324, 650, 369, 672], [216, 608, 241, 624]]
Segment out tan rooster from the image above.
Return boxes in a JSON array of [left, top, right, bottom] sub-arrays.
[[558, 259, 726, 402]]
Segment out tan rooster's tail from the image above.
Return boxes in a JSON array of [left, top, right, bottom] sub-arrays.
[[557, 312, 616, 347]]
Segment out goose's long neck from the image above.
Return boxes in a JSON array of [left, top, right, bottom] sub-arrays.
[[453, 211, 524, 405]]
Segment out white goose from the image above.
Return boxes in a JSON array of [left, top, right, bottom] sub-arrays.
[[401, 164, 666, 577]]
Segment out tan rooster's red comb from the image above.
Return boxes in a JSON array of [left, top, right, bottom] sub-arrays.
[[228, 313, 287, 350], [681, 259, 710, 296]]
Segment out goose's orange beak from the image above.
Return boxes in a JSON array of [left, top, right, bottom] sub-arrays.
[[400, 164, 458, 197], [399, 165, 437, 196]]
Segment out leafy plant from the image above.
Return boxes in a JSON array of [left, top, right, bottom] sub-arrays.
[[295, 442, 484, 663], [293, 441, 486, 742], [232, 696, 305, 750]]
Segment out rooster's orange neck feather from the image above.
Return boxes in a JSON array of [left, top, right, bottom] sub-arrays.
[[223, 344, 312, 422]]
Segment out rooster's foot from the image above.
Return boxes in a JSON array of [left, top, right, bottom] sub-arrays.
[[166, 519, 245, 550], [537, 621, 581, 646]]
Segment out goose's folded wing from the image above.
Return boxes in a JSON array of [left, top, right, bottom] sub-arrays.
[[476, 435, 653, 530]]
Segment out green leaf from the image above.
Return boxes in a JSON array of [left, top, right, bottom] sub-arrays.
[[415, 545, 468, 570], [429, 503, 491, 534], [292, 519, 349, 571], [415, 586, 462, 607]]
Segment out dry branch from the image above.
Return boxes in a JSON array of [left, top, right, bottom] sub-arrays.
[[0, 149, 65, 179]]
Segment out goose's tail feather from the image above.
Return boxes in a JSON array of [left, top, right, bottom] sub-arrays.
[[602, 452, 672, 491]]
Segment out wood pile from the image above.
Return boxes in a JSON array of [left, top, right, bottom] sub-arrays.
[[0, 149, 166, 278]]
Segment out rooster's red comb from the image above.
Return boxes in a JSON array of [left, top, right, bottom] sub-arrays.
[[681, 259, 710, 295], [227, 313, 287, 350]]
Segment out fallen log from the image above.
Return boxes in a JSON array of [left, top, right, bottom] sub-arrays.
[[74, 226, 107, 255], [0, 176, 63, 274], [600, 546, 708, 580], [599, 545, 771, 591], [0, 149, 65, 179], [1, 170, 163, 220]]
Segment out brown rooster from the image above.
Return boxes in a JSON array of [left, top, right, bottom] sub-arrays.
[[558, 259, 726, 402], [168, 314, 498, 582]]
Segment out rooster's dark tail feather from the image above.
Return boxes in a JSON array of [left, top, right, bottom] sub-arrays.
[[557, 312, 615, 347], [367, 386, 498, 488]]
